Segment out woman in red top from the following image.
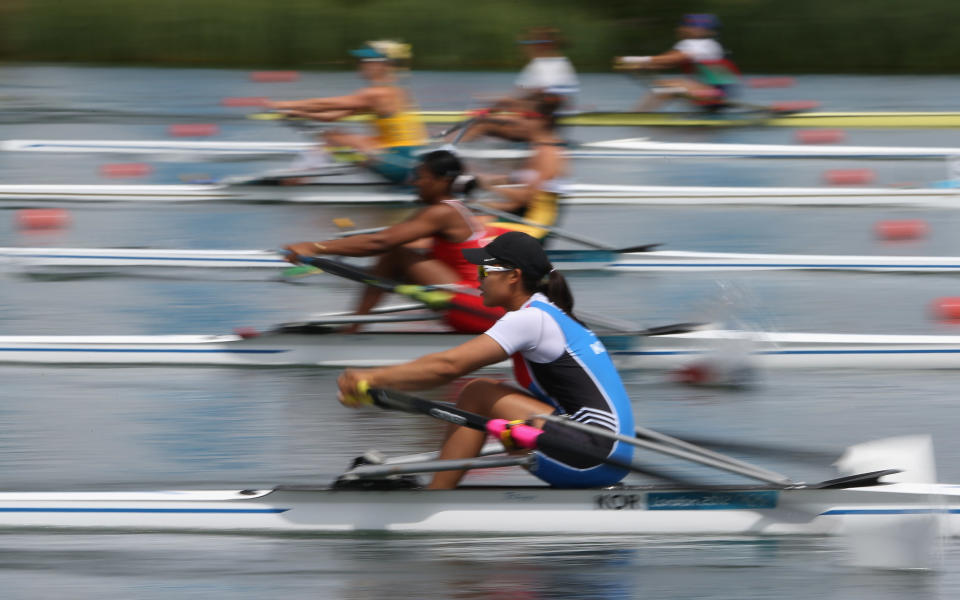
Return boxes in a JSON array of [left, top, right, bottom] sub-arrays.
[[284, 150, 502, 333]]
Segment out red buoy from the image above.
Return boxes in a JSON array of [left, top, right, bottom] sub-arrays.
[[220, 96, 269, 107], [168, 123, 219, 137], [233, 327, 261, 339], [16, 208, 71, 231], [249, 71, 300, 83], [874, 219, 929, 241], [672, 360, 754, 387], [932, 298, 960, 322], [794, 129, 846, 144], [99, 163, 152, 178], [673, 363, 713, 385], [770, 100, 821, 112], [824, 169, 875, 185], [748, 76, 796, 88]]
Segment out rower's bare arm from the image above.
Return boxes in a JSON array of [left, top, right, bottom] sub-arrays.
[[285, 206, 448, 258], [340, 335, 508, 394], [285, 109, 356, 122], [487, 160, 555, 210], [477, 174, 529, 212], [269, 91, 374, 115], [491, 96, 528, 112]]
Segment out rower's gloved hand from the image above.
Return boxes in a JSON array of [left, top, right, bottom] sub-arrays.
[[338, 372, 374, 408]]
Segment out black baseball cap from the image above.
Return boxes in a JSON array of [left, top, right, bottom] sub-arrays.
[[462, 231, 553, 280]]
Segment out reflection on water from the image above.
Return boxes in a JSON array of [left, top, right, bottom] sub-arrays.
[[0, 533, 950, 600]]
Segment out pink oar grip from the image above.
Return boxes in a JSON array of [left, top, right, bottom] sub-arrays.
[[509, 424, 543, 449], [486, 419, 510, 438], [486, 419, 543, 449]]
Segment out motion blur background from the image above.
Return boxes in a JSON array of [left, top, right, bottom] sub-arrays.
[[4, 2, 960, 599]]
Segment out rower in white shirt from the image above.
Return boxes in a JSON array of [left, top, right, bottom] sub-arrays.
[[455, 27, 579, 143], [616, 14, 741, 111]]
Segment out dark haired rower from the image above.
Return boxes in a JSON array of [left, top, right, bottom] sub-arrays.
[[337, 231, 635, 489], [284, 150, 502, 333]]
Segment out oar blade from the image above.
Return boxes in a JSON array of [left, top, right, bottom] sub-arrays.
[[616, 243, 662, 254], [832, 435, 945, 570]]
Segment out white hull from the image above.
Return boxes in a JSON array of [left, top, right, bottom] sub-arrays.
[[563, 184, 960, 208], [8, 138, 960, 161], [613, 329, 960, 370], [1, 182, 959, 207], [1, 248, 288, 276], [7, 247, 960, 276], [584, 138, 960, 160], [556, 249, 960, 273], [0, 139, 313, 161], [0, 482, 954, 535], [0, 329, 476, 367], [4, 326, 960, 369], [0, 139, 533, 161]]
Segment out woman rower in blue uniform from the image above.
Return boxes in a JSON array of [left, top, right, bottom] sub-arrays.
[[337, 231, 635, 489]]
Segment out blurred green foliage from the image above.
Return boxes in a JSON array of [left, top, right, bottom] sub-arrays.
[[2, 0, 959, 72]]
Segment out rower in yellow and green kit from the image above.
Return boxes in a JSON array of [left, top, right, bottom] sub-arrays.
[[268, 40, 428, 184]]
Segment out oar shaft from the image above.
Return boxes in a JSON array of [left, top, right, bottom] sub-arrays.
[[333, 226, 388, 238], [537, 413, 793, 486], [290, 254, 494, 318], [437, 117, 478, 142], [365, 388, 789, 486], [367, 388, 490, 431], [469, 202, 614, 251], [633, 424, 795, 483]]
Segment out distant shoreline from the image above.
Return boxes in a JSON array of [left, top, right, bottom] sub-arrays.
[[3, 0, 958, 73]]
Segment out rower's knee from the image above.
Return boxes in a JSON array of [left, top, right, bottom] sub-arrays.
[[456, 378, 505, 413]]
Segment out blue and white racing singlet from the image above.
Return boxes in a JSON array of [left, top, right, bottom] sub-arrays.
[[484, 293, 635, 487]]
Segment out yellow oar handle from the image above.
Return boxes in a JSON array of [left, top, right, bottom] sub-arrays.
[[248, 112, 290, 121], [394, 285, 453, 310], [342, 379, 374, 407]]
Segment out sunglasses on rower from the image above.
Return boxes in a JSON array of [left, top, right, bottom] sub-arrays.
[[477, 264, 515, 280]]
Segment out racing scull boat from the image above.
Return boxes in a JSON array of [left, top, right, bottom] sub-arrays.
[[0, 388, 950, 551], [318, 109, 960, 128], [8, 137, 960, 160], [4, 316, 960, 370], [0, 477, 953, 536], [6, 246, 960, 276], [2, 182, 960, 207]]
